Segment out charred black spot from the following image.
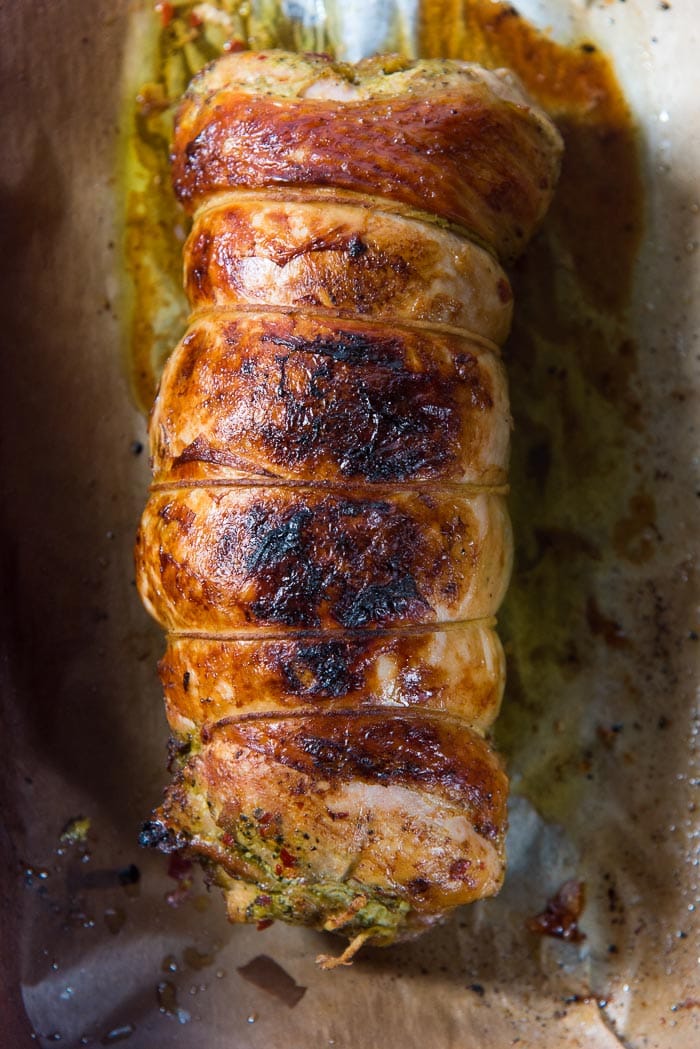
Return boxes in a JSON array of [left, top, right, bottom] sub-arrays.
[[261, 329, 404, 369], [334, 574, 428, 628], [139, 820, 179, 851], [277, 640, 359, 697], [243, 505, 324, 627], [214, 496, 436, 628], [337, 387, 454, 481], [255, 358, 456, 481], [244, 507, 313, 572], [347, 235, 368, 259]]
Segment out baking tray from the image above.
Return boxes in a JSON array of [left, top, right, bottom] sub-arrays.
[[1, 1, 698, 1046]]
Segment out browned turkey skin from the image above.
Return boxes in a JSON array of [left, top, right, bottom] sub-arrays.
[[136, 50, 562, 961]]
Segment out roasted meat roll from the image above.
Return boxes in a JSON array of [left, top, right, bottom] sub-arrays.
[[136, 50, 562, 962]]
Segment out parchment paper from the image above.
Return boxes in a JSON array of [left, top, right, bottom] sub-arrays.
[[1, 1, 698, 1047]]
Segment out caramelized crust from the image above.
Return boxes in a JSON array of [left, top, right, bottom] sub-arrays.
[[173, 52, 562, 262], [151, 312, 511, 486], [186, 198, 513, 341], [137, 50, 562, 950], [151, 712, 508, 937], [136, 486, 512, 633], [160, 623, 505, 737]]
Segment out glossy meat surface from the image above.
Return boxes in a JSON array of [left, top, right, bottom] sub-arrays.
[[160, 623, 505, 737], [137, 50, 562, 952], [151, 313, 511, 486], [173, 52, 562, 262], [137, 485, 511, 631], [157, 713, 508, 940], [186, 198, 514, 341]]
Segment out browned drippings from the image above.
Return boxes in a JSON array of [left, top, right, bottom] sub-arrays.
[[421, 0, 642, 311], [420, 4, 648, 812]]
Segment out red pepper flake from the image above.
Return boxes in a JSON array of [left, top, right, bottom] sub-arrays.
[[279, 848, 297, 869], [257, 812, 277, 839], [189, 11, 203, 27], [256, 919, 274, 931], [155, 2, 174, 26], [255, 894, 272, 907], [223, 38, 246, 53], [527, 880, 586, 942], [221, 832, 235, 848]]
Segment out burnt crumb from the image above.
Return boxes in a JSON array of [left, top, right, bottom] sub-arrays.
[[139, 820, 179, 851], [581, 42, 597, 53], [526, 880, 586, 942], [130, 440, 144, 456], [469, 983, 485, 996], [182, 671, 190, 692]]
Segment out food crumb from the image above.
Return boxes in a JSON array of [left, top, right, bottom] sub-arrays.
[[59, 816, 91, 845], [526, 880, 586, 942]]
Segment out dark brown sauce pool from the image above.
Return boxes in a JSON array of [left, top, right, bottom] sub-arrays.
[[123, 0, 645, 812]]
